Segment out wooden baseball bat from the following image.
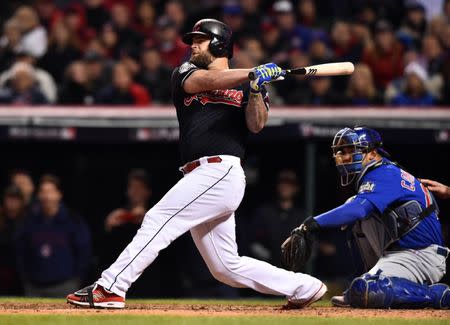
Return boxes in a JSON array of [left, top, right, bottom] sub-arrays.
[[248, 62, 355, 80]]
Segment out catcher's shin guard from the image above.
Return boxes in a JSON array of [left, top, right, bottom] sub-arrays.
[[346, 273, 449, 309]]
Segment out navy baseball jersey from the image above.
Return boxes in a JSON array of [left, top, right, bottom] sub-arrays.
[[171, 62, 269, 164], [356, 159, 443, 249]]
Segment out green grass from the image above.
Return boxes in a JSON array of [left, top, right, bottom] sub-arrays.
[[0, 315, 449, 325]]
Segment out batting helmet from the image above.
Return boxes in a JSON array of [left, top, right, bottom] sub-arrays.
[[182, 19, 233, 59]]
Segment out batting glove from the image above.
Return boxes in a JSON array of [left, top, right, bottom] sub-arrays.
[[250, 63, 285, 93]]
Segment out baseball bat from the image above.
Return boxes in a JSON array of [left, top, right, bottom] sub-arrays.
[[248, 62, 355, 80]]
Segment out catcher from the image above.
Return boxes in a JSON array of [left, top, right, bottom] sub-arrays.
[[282, 126, 450, 309]]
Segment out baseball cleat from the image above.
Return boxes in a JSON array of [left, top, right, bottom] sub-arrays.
[[283, 283, 328, 309], [66, 283, 125, 309], [331, 295, 350, 307]]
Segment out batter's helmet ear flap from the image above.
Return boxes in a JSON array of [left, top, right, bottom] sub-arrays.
[[209, 36, 233, 58]]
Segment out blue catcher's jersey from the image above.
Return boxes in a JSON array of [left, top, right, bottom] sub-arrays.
[[356, 158, 443, 249]]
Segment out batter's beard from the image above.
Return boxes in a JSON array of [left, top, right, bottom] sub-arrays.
[[189, 51, 214, 68]]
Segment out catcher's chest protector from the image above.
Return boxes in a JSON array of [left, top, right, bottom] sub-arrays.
[[351, 199, 438, 271]]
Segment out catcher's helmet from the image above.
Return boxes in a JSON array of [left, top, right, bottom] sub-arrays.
[[182, 19, 233, 58], [331, 126, 389, 186]]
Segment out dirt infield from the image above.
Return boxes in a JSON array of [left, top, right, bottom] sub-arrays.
[[0, 302, 448, 319]]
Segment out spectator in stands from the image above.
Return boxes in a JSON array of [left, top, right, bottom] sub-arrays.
[[308, 36, 332, 64], [164, 0, 187, 33], [15, 174, 92, 297], [330, 21, 363, 63], [136, 47, 172, 104], [154, 16, 189, 68], [421, 34, 444, 101], [83, 50, 111, 97], [240, 0, 263, 36], [134, 0, 156, 39], [239, 36, 265, 65], [62, 3, 92, 49], [301, 76, 343, 106], [10, 170, 35, 211], [39, 21, 82, 83], [102, 169, 152, 268], [0, 185, 26, 295], [104, 169, 152, 233], [397, 1, 427, 50], [260, 19, 286, 62], [391, 61, 436, 106], [82, 0, 110, 33], [272, 0, 313, 52], [110, 2, 143, 58], [0, 50, 57, 103], [351, 19, 372, 49], [14, 6, 48, 59], [345, 63, 382, 106], [297, 0, 326, 29], [362, 20, 404, 90], [428, 15, 446, 40], [0, 19, 21, 71], [274, 50, 310, 105], [95, 62, 150, 106], [249, 169, 306, 268], [99, 23, 120, 58], [59, 61, 92, 105], [119, 47, 141, 79], [35, 0, 64, 31], [0, 62, 48, 105], [222, 3, 245, 44]]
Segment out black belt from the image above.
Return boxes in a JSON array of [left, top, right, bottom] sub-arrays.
[[437, 246, 449, 258]]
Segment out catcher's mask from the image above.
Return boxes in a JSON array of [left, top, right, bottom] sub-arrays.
[[332, 126, 389, 186]]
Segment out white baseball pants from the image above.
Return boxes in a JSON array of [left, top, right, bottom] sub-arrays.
[[96, 155, 322, 300]]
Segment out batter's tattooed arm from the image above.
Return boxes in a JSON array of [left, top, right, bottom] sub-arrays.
[[184, 69, 251, 94], [245, 92, 268, 133]]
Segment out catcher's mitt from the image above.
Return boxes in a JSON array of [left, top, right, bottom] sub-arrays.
[[281, 216, 320, 272]]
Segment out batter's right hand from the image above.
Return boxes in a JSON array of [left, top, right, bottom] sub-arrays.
[[250, 63, 285, 93]]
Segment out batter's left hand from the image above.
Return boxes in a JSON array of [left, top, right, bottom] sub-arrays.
[[250, 63, 285, 93]]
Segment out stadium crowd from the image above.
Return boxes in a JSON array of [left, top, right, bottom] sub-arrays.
[[0, 0, 449, 106]]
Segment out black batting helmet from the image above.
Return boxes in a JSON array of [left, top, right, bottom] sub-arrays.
[[182, 19, 233, 59]]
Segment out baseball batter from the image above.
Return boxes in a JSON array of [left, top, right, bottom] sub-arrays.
[[282, 126, 449, 309], [66, 19, 326, 309]]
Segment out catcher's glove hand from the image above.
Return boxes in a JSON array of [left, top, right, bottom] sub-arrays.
[[281, 217, 320, 272]]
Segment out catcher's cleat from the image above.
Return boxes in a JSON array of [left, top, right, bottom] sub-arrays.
[[283, 283, 327, 310], [66, 283, 125, 309], [331, 295, 350, 307]]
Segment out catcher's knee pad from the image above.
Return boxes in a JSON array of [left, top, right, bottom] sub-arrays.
[[429, 283, 450, 309], [346, 273, 443, 309]]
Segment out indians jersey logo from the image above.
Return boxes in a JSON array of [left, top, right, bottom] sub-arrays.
[[184, 89, 244, 107]]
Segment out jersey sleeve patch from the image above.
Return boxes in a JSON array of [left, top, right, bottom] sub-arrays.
[[358, 181, 376, 193], [179, 62, 198, 74]]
